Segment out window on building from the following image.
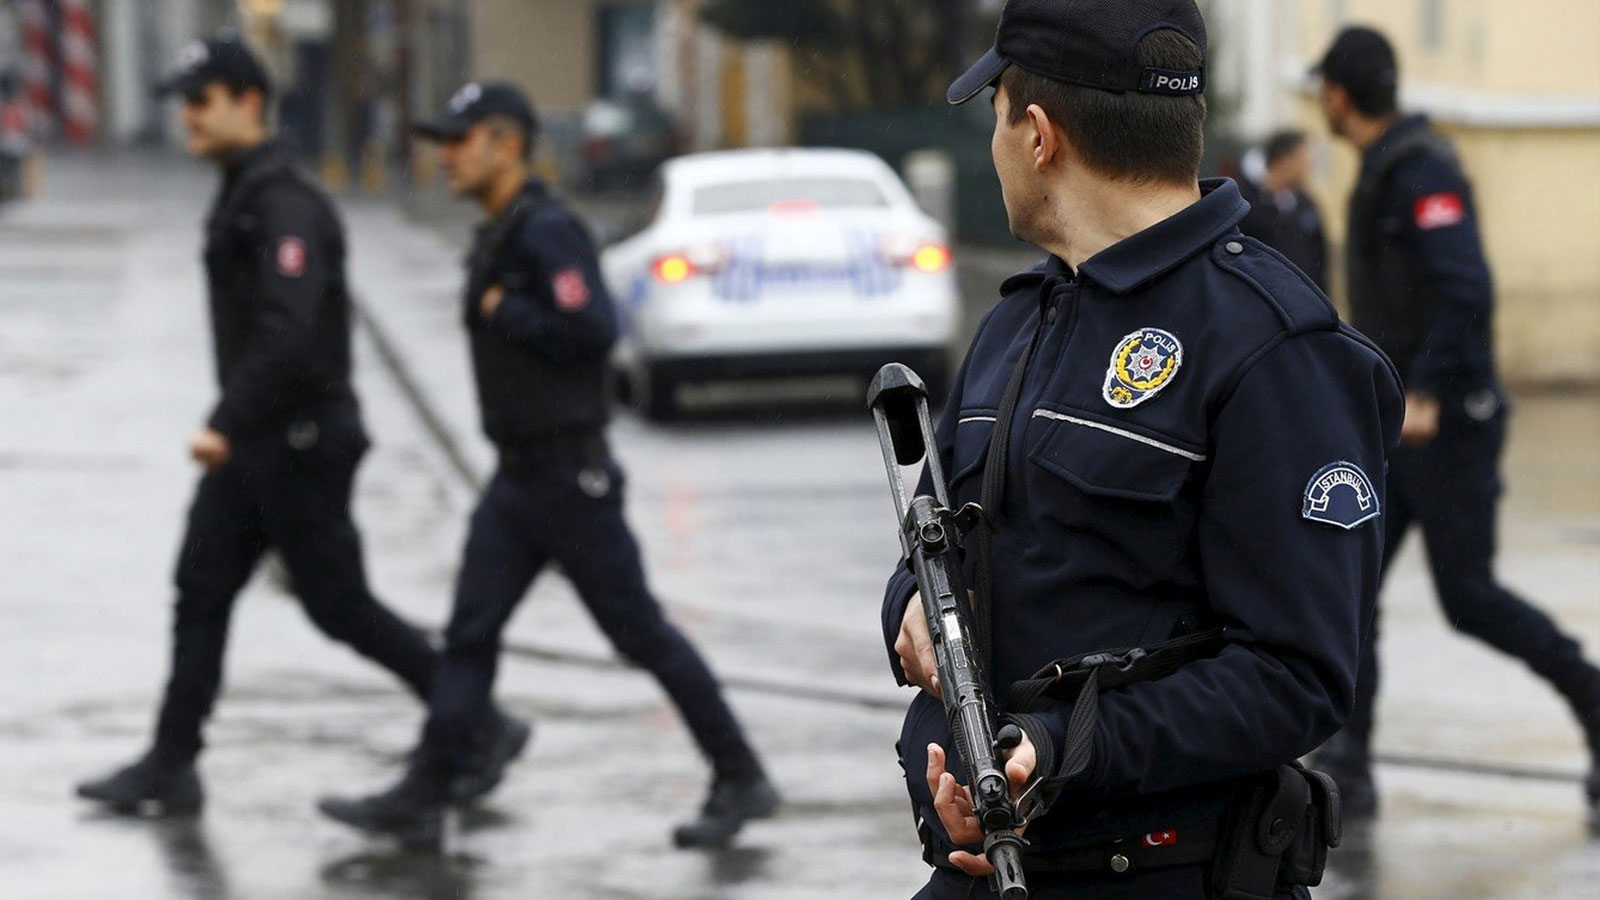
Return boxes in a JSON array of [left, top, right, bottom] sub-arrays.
[[1421, 0, 1446, 50], [598, 4, 657, 99]]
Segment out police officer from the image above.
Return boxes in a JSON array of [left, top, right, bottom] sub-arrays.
[[1236, 129, 1328, 291], [1313, 26, 1600, 820], [75, 33, 440, 814], [885, 3, 1404, 897], [317, 82, 777, 847]]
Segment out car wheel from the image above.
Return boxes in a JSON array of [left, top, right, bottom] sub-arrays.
[[640, 365, 679, 421]]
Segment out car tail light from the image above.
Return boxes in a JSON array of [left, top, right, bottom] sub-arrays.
[[651, 245, 728, 285], [882, 235, 952, 273], [911, 243, 952, 273], [583, 137, 611, 162], [653, 254, 693, 284]]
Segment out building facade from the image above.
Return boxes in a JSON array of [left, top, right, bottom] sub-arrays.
[[1211, 0, 1600, 385]]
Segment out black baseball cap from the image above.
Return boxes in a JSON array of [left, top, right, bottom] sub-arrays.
[[413, 81, 538, 141], [156, 30, 272, 98], [948, 0, 1207, 105], [1312, 26, 1398, 96]]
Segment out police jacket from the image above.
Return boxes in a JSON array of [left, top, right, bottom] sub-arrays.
[[203, 139, 357, 440], [1237, 175, 1327, 291], [463, 178, 617, 451], [880, 180, 1404, 859], [1347, 114, 1496, 399]]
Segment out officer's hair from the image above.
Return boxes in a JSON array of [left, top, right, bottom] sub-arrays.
[[1001, 29, 1205, 187], [1339, 76, 1397, 119], [1263, 129, 1307, 167], [482, 114, 535, 162]]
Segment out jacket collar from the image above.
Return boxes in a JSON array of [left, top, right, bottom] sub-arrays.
[[1076, 178, 1249, 295], [1362, 114, 1430, 169]]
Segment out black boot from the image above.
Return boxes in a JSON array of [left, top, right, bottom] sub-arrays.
[[1310, 729, 1377, 819], [318, 766, 452, 847], [672, 768, 780, 849], [1572, 687, 1600, 830], [76, 751, 203, 816], [449, 710, 533, 805]]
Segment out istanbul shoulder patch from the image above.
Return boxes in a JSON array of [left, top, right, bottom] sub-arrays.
[[1302, 461, 1381, 530]]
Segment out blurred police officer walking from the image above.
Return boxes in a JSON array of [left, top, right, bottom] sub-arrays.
[[1313, 26, 1600, 822], [884, 3, 1403, 897], [318, 82, 777, 847], [1236, 129, 1327, 291], [75, 32, 439, 814]]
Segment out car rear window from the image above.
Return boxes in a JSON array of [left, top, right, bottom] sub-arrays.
[[691, 177, 889, 214]]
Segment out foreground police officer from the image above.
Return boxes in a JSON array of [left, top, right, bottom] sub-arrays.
[[75, 32, 440, 814], [884, 3, 1404, 897], [1313, 26, 1600, 821], [318, 82, 777, 847]]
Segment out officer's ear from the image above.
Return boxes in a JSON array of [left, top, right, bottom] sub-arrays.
[[1025, 104, 1063, 173]]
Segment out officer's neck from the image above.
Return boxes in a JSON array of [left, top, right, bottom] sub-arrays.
[[1347, 113, 1399, 153], [1039, 175, 1202, 271], [481, 164, 531, 218]]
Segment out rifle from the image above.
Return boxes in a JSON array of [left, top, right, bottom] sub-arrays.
[[868, 363, 1029, 900]]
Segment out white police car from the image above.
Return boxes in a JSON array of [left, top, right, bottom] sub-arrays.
[[601, 148, 958, 418]]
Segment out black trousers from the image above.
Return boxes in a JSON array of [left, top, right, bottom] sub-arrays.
[[1348, 408, 1599, 750], [911, 867, 1309, 899], [154, 423, 438, 760], [420, 458, 756, 776]]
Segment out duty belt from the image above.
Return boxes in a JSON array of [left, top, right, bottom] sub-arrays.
[[497, 431, 607, 474]]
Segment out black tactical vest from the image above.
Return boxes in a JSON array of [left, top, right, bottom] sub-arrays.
[[1344, 124, 1464, 383], [203, 143, 355, 429], [463, 184, 610, 451]]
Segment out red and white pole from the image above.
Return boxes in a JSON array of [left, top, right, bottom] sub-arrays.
[[58, 0, 99, 145], [18, 0, 53, 139]]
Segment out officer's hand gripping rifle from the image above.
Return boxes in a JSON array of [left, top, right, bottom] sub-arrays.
[[868, 363, 1028, 900]]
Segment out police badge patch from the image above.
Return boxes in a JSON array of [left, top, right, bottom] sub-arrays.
[[1103, 327, 1183, 409], [1302, 462, 1381, 530]]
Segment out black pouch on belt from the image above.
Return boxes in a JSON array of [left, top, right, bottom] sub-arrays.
[[1208, 762, 1341, 900]]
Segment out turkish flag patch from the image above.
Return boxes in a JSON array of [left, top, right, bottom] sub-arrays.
[[1414, 192, 1465, 231], [1141, 830, 1179, 848], [276, 236, 307, 277], [551, 267, 591, 312]]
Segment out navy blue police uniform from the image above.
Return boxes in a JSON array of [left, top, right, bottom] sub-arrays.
[[881, 179, 1405, 898], [1337, 112, 1600, 787], [418, 176, 766, 791], [75, 31, 440, 815], [159, 138, 440, 760]]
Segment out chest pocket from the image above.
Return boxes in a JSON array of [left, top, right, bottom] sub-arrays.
[[205, 214, 260, 283], [947, 410, 997, 501], [1023, 406, 1202, 585]]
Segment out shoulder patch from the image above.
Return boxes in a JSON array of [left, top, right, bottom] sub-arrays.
[[1302, 462, 1381, 530], [551, 267, 591, 312], [276, 236, 307, 278], [1103, 327, 1183, 409], [1414, 192, 1465, 231]]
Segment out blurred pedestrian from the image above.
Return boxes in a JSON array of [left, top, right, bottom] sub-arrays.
[[1237, 129, 1327, 290], [74, 32, 442, 815], [885, 1, 1401, 897], [1314, 25, 1600, 823], [317, 82, 777, 848]]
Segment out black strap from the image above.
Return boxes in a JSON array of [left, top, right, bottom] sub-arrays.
[[973, 323, 1041, 673], [1004, 628, 1227, 816]]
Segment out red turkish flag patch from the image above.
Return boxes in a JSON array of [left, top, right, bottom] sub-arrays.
[[551, 267, 591, 312], [276, 236, 307, 277], [1414, 192, 1465, 231], [1142, 830, 1179, 848]]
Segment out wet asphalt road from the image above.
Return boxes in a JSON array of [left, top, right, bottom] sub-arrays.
[[1, 152, 1596, 900]]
